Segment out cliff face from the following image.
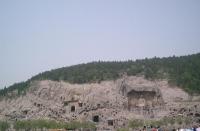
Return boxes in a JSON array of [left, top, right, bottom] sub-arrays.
[[0, 76, 199, 130]]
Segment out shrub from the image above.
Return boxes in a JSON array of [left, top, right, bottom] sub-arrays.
[[13, 119, 96, 130], [0, 121, 10, 131]]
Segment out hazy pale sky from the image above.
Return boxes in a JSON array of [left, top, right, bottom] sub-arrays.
[[0, 0, 200, 88]]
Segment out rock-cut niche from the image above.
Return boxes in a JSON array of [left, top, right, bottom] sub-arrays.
[[127, 90, 161, 110]]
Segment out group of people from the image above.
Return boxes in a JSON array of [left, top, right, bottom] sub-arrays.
[[142, 126, 200, 131]]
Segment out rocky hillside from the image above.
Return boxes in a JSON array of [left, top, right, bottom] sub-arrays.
[[0, 76, 200, 130]]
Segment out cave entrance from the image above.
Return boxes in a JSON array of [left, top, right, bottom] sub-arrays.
[[23, 110, 28, 115], [71, 106, 75, 112], [127, 90, 157, 110], [93, 115, 99, 122], [78, 103, 83, 107], [108, 120, 114, 126]]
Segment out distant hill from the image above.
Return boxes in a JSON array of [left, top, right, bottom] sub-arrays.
[[1, 53, 200, 97]]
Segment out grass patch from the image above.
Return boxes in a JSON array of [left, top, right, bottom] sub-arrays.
[[14, 119, 96, 130], [117, 128, 129, 131], [128, 116, 193, 129], [0, 121, 10, 131]]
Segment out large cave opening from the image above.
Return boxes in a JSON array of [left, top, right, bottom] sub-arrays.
[[127, 90, 158, 110]]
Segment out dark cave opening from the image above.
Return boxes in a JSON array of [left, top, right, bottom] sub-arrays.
[[93, 115, 99, 122], [127, 90, 157, 110], [71, 106, 75, 112], [108, 120, 114, 126]]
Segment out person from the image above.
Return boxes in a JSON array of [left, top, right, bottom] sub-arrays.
[[151, 126, 157, 131], [193, 125, 197, 131], [147, 126, 151, 131], [143, 126, 147, 131], [157, 126, 162, 131]]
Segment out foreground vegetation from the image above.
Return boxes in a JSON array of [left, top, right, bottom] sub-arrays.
[[1, 53, 200, 97], [14, 119, 96, 130], [0, 119, 96, 131], [118, 116, 193, 130], [0, 121, 10, 131], [128, 116, 192, 128]]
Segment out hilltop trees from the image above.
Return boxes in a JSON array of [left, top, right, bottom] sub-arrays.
[[1, 53, 200, 97]]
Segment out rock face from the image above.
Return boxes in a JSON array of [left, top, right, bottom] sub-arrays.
[[0, 76, 199, 130], [118, 77, 164, 118], [127, 89, 162, 108]]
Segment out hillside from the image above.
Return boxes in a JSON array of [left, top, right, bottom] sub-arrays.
[[1, 53, 200, 97], [1, 76, 199, 130]]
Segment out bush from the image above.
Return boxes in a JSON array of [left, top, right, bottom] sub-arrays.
[[117, 128, 129, 131], [13, 119, 96, 130], [128, 116, 193, 129], [0, 121, 10, 131], [128, 119, 144, 128]]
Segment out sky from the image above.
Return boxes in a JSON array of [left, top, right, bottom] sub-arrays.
[[0, 0, 200, 88]]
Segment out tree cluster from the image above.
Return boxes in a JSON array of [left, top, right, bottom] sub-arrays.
[[1, 53, 200, 97]]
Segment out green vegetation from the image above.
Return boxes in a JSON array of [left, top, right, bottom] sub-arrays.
[[0, 81, 30, 98], [129, 119, 144, 128], [117, 128, 129, 131], [63, 101, 69, 106], [1, 53, 200, 97], [0, 121, 10, 131], [128, 116, 193, 129], [13, 119, 96, 130]]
